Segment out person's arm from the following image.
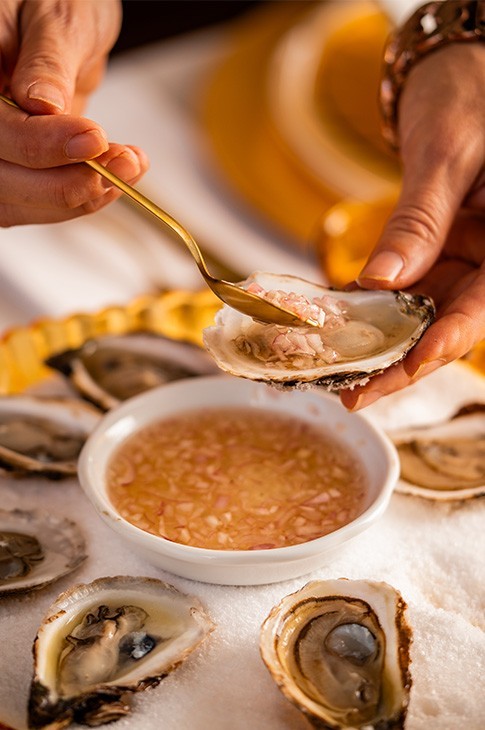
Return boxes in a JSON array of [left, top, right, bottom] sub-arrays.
[[0, 0, 148, 227], [341, 1, 485, 410]]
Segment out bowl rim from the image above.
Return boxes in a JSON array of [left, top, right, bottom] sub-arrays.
[[78, 374, 400, 565]]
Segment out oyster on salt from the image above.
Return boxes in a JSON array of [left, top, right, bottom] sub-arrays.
[[28, 575, 215, 729], [0, 508, 86, 596], [203, 272, 434, 390], [0, 396, 101, 478], [260, 579, 412, 730], [390, 404, 485, 501], [45, 333, 219, 411]]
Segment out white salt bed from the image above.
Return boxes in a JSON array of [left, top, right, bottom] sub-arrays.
[[0, 361, 484, 730]]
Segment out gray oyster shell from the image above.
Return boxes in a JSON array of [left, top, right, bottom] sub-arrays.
[[389, 404, 485, 501], [260, 579, 412, 729], [0, 396, 101, 478], [0, 509, 86, 596], [203, 272, 434, 390], [28, 575, 215, 729], [46, 333, 219, 410]]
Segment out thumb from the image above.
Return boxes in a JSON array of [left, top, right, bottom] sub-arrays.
[[357, 175, 461, 289], [9, 3, 100, 115], [357, 156, 472, 291]]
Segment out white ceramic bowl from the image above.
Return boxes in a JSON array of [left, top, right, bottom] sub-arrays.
[[78, 375, 399, 585]]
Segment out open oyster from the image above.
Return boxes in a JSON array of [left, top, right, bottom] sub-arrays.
[[260, 579, 412, 729], [203, 272, 434, 390], [46, 333, 219, 410], [28, 575, 215, 729], [390, 405, 485, 501], [0, 396, 101, 478], [0, 508, 86, 596]]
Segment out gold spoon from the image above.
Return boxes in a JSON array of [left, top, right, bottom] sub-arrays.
[[0, 92, 319, 328]]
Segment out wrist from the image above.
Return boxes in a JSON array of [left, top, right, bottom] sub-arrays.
[[380, 0, 485, 149]]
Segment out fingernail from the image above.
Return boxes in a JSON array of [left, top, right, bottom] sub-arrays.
[[101, 149, 141, 188], [27, 82, 65, 111], [65, 129, 109, 160], [406, 358, 446, 380], [357, 251, 404, 283]]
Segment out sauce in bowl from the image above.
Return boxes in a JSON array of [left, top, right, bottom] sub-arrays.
[[107, 406, 370, 550]]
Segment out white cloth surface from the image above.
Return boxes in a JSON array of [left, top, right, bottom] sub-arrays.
[[0, 6, 484, 730]]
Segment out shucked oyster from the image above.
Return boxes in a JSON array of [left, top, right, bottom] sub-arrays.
[[260, 579, 412, 729], [203, 272, 434, 390], [390, 405, 485, 501], [46, 333, 219, 410], [0, 508, 86, 596], [28, 575, 215, 729], [0, 396, 101, 478]]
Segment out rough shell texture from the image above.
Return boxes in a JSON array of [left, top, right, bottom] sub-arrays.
[[0, 508, 86, 596], [28, 575, 215, 729], [203, 272, 434, 391], [45, 333, 219, 411], [389, 403, 485, 501], [0, 396, 101, 478], [260, 578, 412, 730]]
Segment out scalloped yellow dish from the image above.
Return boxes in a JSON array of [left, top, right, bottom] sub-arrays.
[[0, 289, 220, 394], [200, 1, 401, 247]]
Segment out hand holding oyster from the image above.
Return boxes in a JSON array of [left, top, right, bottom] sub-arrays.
[[203, 272, 434, 392]]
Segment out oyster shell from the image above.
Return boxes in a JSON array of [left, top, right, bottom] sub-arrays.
[[260, 579, 412, 730], [203, 272, 434, 390], [46, 333, 219, 411], [28, 575, 215, 729], [0, 396, 101, 478], [0, 509, 86, 596], [390, 405, 485, 501]]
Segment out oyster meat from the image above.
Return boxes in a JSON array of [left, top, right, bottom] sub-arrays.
[[260, 579, 412, 729], [46, 333, 219, 410], [203, 272, 434, 390], [0, 509, 86, 596], [0, 395, 101, 478], [28, 575, 215, 729], [390, 405, 485, 501]]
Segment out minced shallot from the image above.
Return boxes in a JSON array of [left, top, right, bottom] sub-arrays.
[[240, 283, 351, 369], [107, 406, 369, 551]]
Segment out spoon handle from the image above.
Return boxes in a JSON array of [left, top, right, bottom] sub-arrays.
[[0, 92, 212, 281]]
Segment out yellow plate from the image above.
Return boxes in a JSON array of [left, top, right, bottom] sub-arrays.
[[0, 289, 220, 394], [200, 1, 400, 247]]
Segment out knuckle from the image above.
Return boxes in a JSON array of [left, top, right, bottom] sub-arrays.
[[52, 176, 90, 210], [81, 193, 114, 215], [386, 200, 443, 245], [22, 46, 68, 82], [18, 131, 45, 169]]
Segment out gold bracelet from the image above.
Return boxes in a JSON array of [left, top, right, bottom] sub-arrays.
[[380, 0, 485, 149]]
